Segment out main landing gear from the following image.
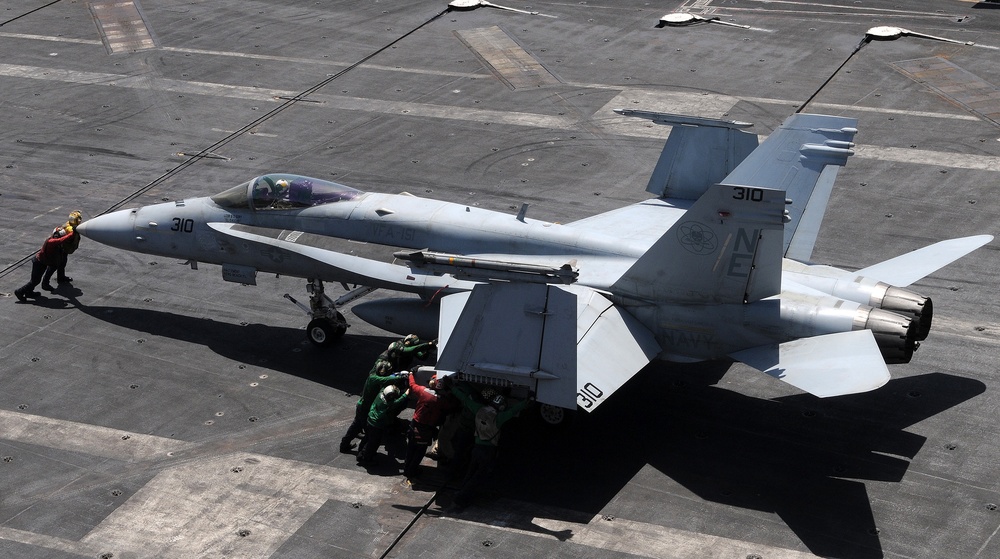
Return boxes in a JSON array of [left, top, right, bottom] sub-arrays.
[[284, 279, 376, 347]]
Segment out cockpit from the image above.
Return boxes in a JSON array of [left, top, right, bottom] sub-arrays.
[[210, 174, 364, 210]]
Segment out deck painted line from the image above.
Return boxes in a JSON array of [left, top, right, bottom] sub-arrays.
[[0, 64, 996, 172], [0, 409, 193, 461]]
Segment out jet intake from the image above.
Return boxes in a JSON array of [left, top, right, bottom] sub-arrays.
[[853, 307, 918, 364]]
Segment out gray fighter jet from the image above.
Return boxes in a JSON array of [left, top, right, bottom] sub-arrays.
[[78, 111, 992, 416]]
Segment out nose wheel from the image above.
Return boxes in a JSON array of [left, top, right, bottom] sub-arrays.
[[285, 279, 377, 347], [307, 316, 347, 347], [284, 278, 350, 347]]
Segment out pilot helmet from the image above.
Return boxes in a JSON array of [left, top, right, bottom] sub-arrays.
[[403, 334, 420, 347], [275, 179, 289, 189], [381, 385, 400, 402]]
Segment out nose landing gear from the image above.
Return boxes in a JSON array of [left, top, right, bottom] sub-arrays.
[[284, 279, 376, 347]]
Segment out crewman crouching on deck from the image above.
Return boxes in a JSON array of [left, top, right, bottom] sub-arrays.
[[15, 226, 76, 301]]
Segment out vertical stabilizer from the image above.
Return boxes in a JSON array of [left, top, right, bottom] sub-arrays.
[[611, 184, 787, 304], [615, 110, 759, 200]]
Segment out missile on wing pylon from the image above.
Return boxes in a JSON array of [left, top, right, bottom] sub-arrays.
[[394, 250, 578, 284]]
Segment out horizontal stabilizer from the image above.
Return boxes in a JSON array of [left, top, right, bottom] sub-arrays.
[[730, 330, 890, 397], [855, 235, 994, 287]]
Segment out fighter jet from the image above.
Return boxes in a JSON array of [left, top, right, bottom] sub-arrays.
[[78, 111, 992, 417]]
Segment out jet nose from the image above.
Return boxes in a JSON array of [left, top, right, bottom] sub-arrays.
[[76, 209, 136, 249]]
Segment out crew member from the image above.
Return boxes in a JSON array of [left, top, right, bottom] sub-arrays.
[[379, 334, 435, 372], [55, 211, 83, 283], [15, 227, 76, 301], [340, 360, 406, 453], [402, 373, 459, 482], [449, 383, 530, 510], [357, 384, 410, 465]]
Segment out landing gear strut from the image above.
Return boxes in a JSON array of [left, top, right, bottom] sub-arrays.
[[284, 279, 348, 347], [284, 279, 378, 347]]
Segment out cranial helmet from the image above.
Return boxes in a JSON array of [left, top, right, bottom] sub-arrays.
[[381, 385, 400, 401], [403, 334, 420, 347], [68, 211, 82, 225], [491, 394, 507, 411], [375, 360, 392, 374]]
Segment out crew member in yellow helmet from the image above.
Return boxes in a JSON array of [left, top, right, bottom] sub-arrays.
[[55, 210, 83, 284]]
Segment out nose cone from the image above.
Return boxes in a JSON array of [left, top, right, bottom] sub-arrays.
[[76, 209, 135, 249]]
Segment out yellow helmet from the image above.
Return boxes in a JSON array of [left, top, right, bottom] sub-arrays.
[[68, 211, 82, 225]]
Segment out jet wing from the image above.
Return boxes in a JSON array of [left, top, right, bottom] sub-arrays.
[[435, 282, 660, 411], [436, 283, 579, 409], [722, 113, 858, 262], [730, 330, 891, 398]]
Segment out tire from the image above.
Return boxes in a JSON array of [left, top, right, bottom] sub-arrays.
[[307, 318, 338, 347]]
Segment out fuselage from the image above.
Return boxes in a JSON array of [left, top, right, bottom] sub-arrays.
[[78, 174, 921, 364]]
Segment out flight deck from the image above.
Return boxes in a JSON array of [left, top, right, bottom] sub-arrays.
[[1, 1, 999, 558]]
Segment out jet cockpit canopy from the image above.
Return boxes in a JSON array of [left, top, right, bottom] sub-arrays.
[[211, 174, 364, 210]]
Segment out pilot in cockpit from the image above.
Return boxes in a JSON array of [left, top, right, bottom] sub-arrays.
[[272, 179, 290, 198], [262, 178, 290, 209]]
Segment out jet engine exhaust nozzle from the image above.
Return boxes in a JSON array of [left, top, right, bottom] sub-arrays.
[[873, 285, 932, 341], [854, 307, 918, 364]]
